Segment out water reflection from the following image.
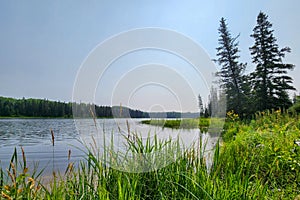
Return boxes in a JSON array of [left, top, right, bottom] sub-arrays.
[[0, 119, 220, 174]]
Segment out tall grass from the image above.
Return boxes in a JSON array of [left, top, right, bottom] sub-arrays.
[[0, 147, 43, 200], [1, 110, 299, 199]]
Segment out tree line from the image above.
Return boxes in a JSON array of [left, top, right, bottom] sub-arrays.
[[0, 96, 149, 118], [200, 12, 298, 118], [0, 96, 73, 117], [0, 96, 199, 118]]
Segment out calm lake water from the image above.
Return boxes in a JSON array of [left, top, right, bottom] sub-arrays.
[[0, 118, 219, 174]]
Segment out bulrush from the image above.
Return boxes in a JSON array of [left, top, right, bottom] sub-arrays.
[[50, 129, 55, 146]]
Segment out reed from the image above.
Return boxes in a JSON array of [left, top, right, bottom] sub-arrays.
[[50, 129, 56, 176], [0, 111, 299, 199], [1, 147, 43, 200]]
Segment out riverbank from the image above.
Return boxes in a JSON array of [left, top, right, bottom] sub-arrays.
[[1, 111, 299, 199], [141, 118, 210, 129]]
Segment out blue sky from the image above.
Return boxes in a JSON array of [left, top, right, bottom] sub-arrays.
[[0, 1, 299, 112]]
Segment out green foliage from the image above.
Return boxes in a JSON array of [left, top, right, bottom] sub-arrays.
[[1, 147, 43, 200], [0, 96, 201, 119], [1, 112, 300, 199], [289, 95, 300, 113], [0, 96, 150, 118], [215, 17, 247, 115], [141, 118, 210, 130], [0, 96, 72, 118], [250, 12, 295, 111], [222, 110, 300, 196], [215, 12, 296, 117]]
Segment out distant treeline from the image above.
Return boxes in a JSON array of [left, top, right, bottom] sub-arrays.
[[0, 96, 73, 117], [0, 96, 199, 118]]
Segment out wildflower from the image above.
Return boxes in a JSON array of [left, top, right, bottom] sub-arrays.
[[226, 110, 239, 121], [17, 188, 22, 194], [4, 185, 10, 191], [23, 167, 28, 174], [27, 177, 35, 189]]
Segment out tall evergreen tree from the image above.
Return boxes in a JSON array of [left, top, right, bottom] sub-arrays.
[[207, 86, 218, 117], [198, 94, 204, 117], [215, 18, 246, 115], [250, 12, 295, 111]]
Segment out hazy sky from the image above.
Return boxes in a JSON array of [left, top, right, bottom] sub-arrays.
[[1, 1, 300, 112]]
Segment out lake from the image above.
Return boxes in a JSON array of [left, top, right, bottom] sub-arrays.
[[0, 118, 220, 174]]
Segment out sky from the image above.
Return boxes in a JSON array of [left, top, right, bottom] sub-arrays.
[[0, 0, 300, 112]]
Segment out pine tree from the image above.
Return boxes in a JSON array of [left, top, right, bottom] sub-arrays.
[[207, 86, 218, 117], [198, 94, 204, 117], [250, 12, 295, 111], [215, 18, 246, 115]]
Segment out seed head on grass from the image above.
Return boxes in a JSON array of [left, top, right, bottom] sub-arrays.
[[89, 106, 98, 130], [68, 149, 71, 161], [1, 190, 12, 200], [20, 147, 28, 174], [7, 163, 16, 187], [65, 162, 74, 175], [27, 177, 35, 190], [51, 129, 55, 146], [126, 119, 130, 139]]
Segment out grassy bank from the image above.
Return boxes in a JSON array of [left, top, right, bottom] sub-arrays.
[[1, 111, 300, 199], [141, 118, 210, 129]]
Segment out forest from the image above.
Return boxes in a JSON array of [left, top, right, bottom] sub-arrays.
[[0, 96, 146, 118], [0, 96, 200, 118]]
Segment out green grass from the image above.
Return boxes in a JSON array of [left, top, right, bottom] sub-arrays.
[[1, 111, 300, 199], [141, 118, 210, 130]]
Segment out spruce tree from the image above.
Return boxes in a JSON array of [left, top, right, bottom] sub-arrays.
[[198, 94, 204, 117], [215, 17, 246, 115], [250, 12, 295, 111]]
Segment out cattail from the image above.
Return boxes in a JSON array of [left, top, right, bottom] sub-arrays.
[[7, 164, 16, 187], [126, 120, 130, 139], [68, 149, 71, 161], [117, 124, 121, 133], [21, 147, 26, 169], [50, 129, 55, 146], [65, 162, 74, 174], [34, 185, 41, 195], [10, 162, 16, 181], [89, 106, 97, 129]]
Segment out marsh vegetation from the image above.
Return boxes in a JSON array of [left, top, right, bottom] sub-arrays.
[[1, 111, 299, 199]]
